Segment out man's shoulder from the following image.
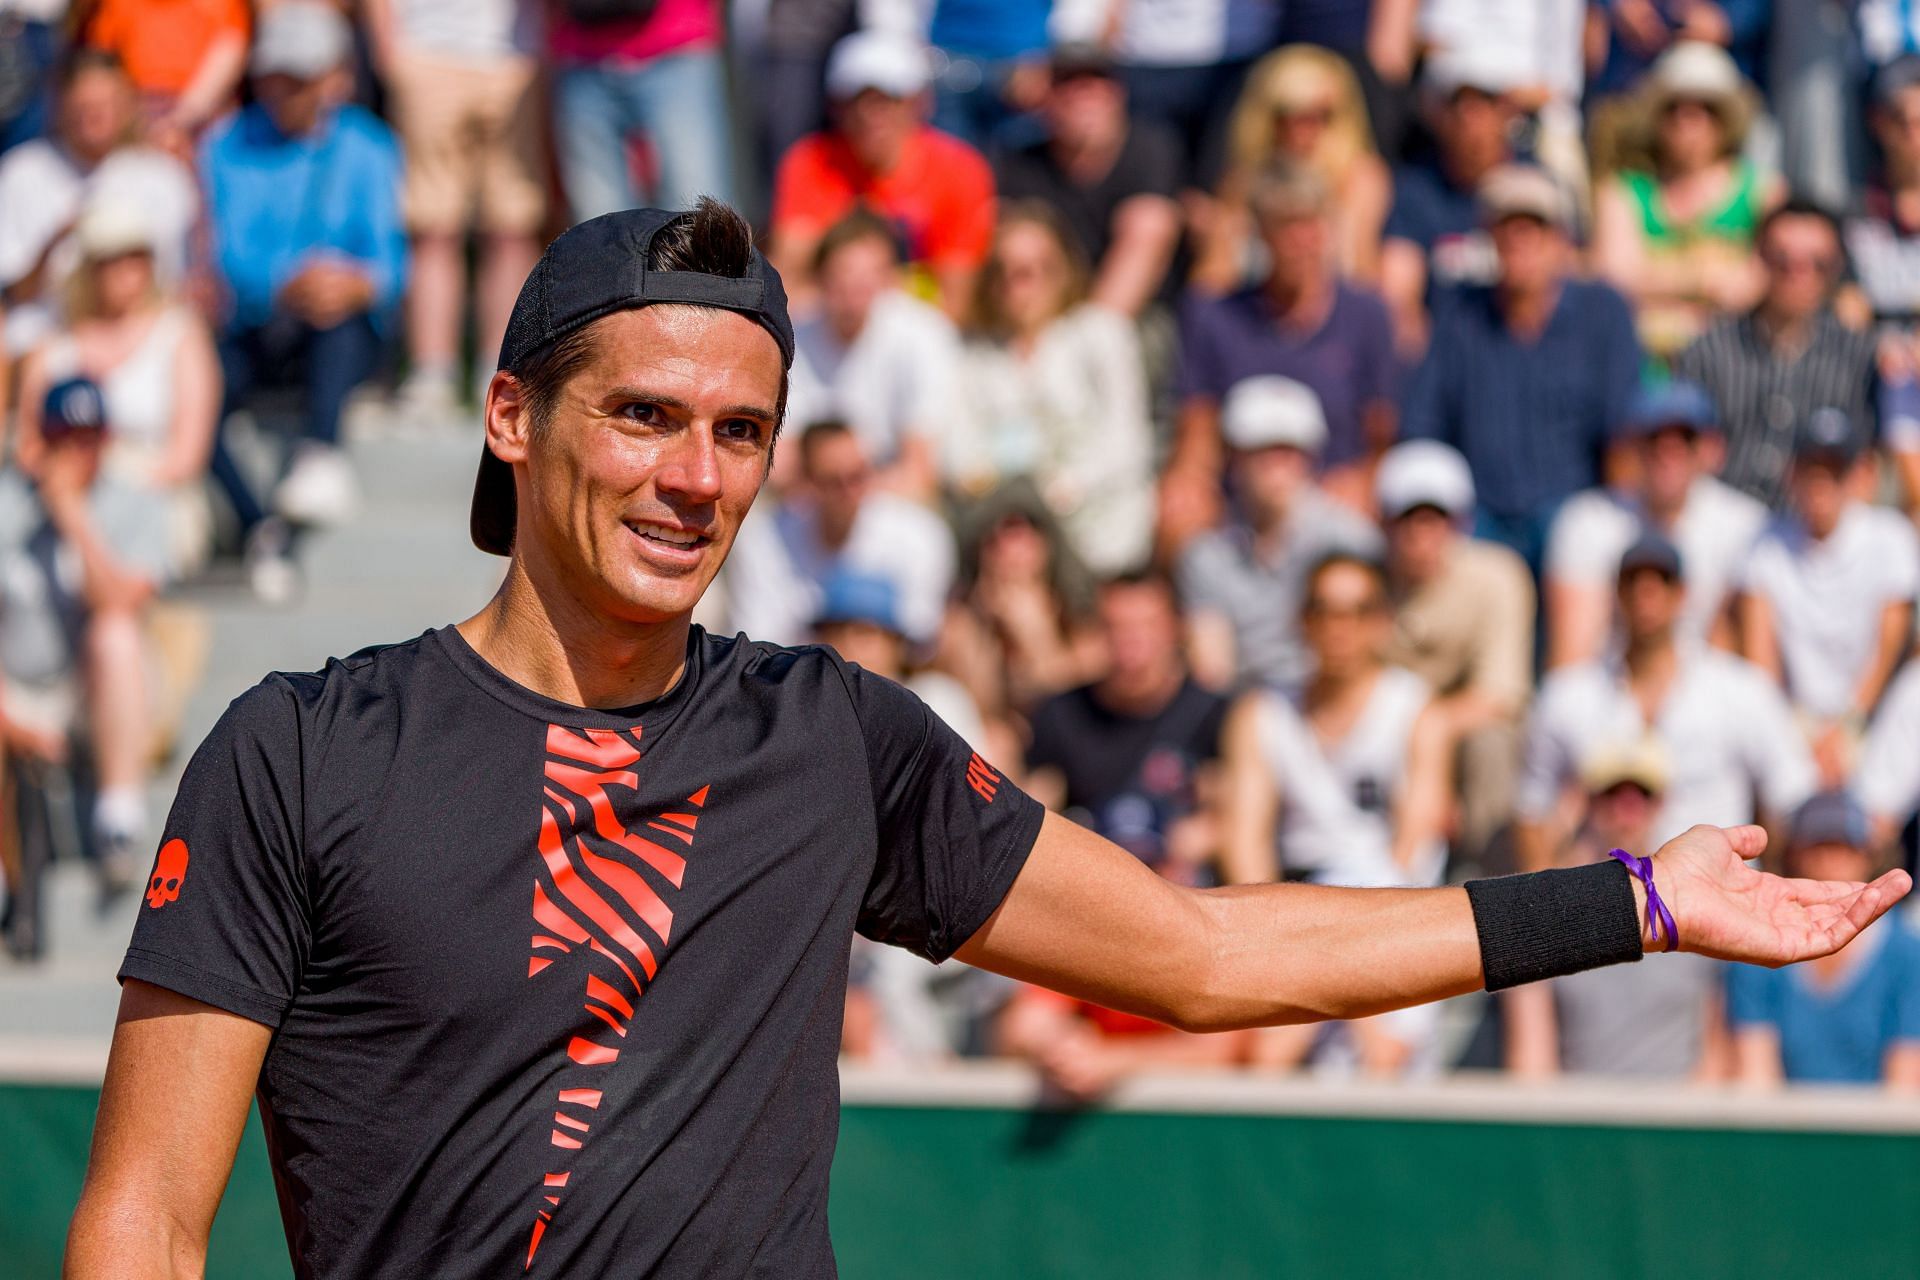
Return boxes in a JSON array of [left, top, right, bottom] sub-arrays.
[[0, 137, 65, 186], [331, 105, 401, 158], [1450, 533, 1533, 589], [913, 126, 991, 179]]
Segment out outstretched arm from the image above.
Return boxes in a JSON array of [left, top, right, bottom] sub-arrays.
[[957, 814, 1912, 1034]]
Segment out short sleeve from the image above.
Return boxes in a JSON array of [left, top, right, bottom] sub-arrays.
[[927, 143, 996, 269], [846, 663, 1045, 962], [1725, 962, 1780, 1029], [769, 137, 843, 241], [117, 677, 311, 1027], [1172, 292, 1224, 403], [1544, 495, 1627, 585]]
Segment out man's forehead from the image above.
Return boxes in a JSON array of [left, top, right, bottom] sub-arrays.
[[573, 306, 783, 402]]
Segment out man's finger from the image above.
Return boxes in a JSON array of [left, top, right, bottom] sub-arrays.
[[1828, 872, 1912, 951], [1721, 824, 1769, 862]]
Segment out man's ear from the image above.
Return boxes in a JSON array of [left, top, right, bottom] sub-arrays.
[[486, 373, 533, 465]]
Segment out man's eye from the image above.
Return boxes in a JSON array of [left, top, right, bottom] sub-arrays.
[[719, 420, 763, 442], [619, 402, 662, 424]]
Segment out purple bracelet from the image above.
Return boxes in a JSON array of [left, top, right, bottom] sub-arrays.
[[1608, 848, 1679, 952]]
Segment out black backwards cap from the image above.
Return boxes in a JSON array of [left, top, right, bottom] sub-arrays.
[[472, 206, 795, 556]]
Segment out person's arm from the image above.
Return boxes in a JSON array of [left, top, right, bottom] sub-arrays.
[[39, 455, 156, 613], [1217, 692, 1279, 885], [66, 981, 272, 1279], [1090, 194, 1180, 317], [1737, 590, 1784, 684], [1731, 1025, 1785, 1086], [1545, 577, 1610, 670], [1184, 609, 1237, 693], [1885, 1042, 1920, 1092], [152, 313, 221, 487], [1366, 0, 1420, 84], [1502, 981, 1561, 1078], [11, 345, 48, 476], [1341, 156, 1394, 284], [1854, 600, 1912, 719], [1590, 179, 1655, 302], [157, 27, 248, 138], [1378, 238, 1430, 357], [1389, 702, 1453, 874]]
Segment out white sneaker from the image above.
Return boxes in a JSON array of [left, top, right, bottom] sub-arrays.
[[274, 445, 359, 527], [246, 517, 300, 604]]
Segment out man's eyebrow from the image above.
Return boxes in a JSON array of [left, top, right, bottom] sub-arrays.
[[604, 387, 779, 424]]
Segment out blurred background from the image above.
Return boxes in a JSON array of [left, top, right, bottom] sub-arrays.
[[2, 0, 1920, 1275]]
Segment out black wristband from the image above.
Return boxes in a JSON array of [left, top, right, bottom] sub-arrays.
[[1465, 860, 1644, 991]]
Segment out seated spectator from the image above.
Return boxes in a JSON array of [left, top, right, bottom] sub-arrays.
[[1196, 43, 1392, 289], [1673, 201, 1878, 510], [1379, 50, 1520, 353], [1503, 737, 1729, 1080], [1728, 789, 1920, 1090], [770, 30, 995, 319], [726, 421, 956, 649], [1856, 656, 1920, 850], [1592, 41, 1777, 363], [1739, 409, 1919, 786], [0, 49, 198, 357], [1025, 572, 1228, 887], [365, 0, 546, 414], [1164, 163, 1399, 542], [1403, 166, 1643, 575], [991, 42, 1181, 319], [950, 202, 1154, 575], [80, 0, 248, 151], [200, 2, 405, 585], [546, 0, 732, 223], [1850, 56, 1920, 517], [1178, 376, 1383, 692], [1545, 380, 1767, 668], [13, 201, 219, 579], [997, 981, 1255, 1103], [1376, 440, 1534, 874], [1589, 0, 1770, 102], [1516, 533, 1815, 871], [785, 211, 963, 502]]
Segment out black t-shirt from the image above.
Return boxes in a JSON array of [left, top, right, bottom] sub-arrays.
[[120, 626, 1043, 1279], [993, 121, 1181, 266]]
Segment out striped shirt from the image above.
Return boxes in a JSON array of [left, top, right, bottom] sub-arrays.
[[1670, 311, 1877, 510]]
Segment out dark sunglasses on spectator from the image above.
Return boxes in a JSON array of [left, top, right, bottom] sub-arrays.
[[1761, 249, 1837, 274]]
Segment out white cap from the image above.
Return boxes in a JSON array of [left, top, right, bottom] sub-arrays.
[[74, 199, 154, 260], [1422, 45, 1526, 99], [825, 30, 933, 101], [1221, 376, 1327, 454], [252, 0, 352, 80], [1376, 440, 1476, 519]]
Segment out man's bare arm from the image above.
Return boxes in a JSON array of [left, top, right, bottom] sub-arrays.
[[67, 981, 272, 1279]]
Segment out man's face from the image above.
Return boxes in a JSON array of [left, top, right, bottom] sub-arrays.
[[1386, 506, 1454, 584], [1259, 209, 1330, 291], [1790, 840, 1873, 885], [802, 430, 872, 530], [1438, 87, 1511, 170], [1617, 566, 1683, 641], [1492, 215, 1564, 294], [1303, 561, 1389, 679], [1639, 426, 1703, 509], [819, 236, 896, 340], [836, 89, 919, 171], [495, 306, 784, 625], [255, 69, 338, 137], [1097, 581, 1180, 688], [1791, 455, 1851, 538], [1760, 215, 1841, 321], [1589, 780, 1658, 847], [1875, 86, 1920, 168], [1231, 443, 1312, 522], [1046, 70, 1124, 148], [60, 67, 135, 161], [815, 618, 905, 677]]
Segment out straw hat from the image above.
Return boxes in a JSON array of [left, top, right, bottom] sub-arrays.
[[1644, 40, 1756, 150]]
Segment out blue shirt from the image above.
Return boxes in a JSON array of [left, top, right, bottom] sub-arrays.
[[930, 0, 1050, 59], [1727, 917, 1920, 1084], [1383, 161, 1499, 299], [1402, 280, 1641, 520], [200, 104, 406, 333]]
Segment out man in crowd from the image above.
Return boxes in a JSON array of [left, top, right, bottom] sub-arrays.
[[1856, 656, 1920, 869], [769, 29, 994, 318], [1517, 532, 1816, 871], [992, 42, 1182, 318], [1376, 440, 1535, 875], [200, 2, 404, 555], [1673, 201, 1878, 510], [1177, 375, 1382, 692], [1402, 164, 1642, 575], [1544, 380, 1768, 668]]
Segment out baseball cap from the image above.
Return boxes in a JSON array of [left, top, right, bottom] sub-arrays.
[[814, 572, 904, 635], [1622, 380, 1718, 438], [1579, 737, 1670, 797], [825, 30, 932, 101], [1617, 530, 1683, 581], [1794, 406, 1864, 465], [1788, 790, 1869, 852], [1873, 54, 1920, 105], [251, 0, 351, 80], [74, 199, 155, 261], [1221, 375, 1327, 454], [475, 206, 795, 557], [1479, 164, 1573, 233], [1376, 440, 1475, 520], [1422, 46, 1526, 99], [42, 376, 108, 438]]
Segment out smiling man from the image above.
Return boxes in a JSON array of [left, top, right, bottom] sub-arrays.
[[66, 202, 1913, 1280]]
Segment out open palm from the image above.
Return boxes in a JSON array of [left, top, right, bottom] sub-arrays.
[[1653, 825, 1913, 966]]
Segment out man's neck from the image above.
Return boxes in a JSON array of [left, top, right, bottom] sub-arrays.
[[1623, 634, 1677, 684], [1499, 280, 1561, 339], [1308, 663, 1378, 713], [1644, 483, 1691, 527], [1264, 270, 1332, 328], [1754, 304, 1818, 354]]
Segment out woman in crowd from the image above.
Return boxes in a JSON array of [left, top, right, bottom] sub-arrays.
[[1592, 41, 1778, 363], [1192, 43, 1391, 290], [951, 203, 1155, 577]]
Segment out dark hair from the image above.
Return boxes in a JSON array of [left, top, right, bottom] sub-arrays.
[[57, 48, 129, 91], [1302, 549, 1390, 612], [797, 418, 857, 470], [1099, 567, 1175, 601], [1759, 197, 1844, 254], [812, 208, 905, 276]]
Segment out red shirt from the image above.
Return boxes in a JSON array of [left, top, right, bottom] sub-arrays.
[[771, 126, 995, 272], [548, 0, 719, 65]]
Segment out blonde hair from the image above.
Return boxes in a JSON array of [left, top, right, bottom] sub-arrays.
[[1226, 45, 1376, 193], [61, 247, 161, 324]]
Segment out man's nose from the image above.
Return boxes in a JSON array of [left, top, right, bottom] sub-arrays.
[[655, 427, 724, 503]]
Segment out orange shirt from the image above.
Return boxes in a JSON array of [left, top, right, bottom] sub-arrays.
[[771, 125, 995, 272], [85, 0, 251, 98]]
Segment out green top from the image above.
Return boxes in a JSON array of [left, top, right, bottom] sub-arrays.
[[1620, 160, 1764, 248]]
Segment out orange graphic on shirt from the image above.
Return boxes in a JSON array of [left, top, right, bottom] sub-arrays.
[[522, 723, 708, 1271], [145, 838, 190, 909], [965, 752, 1001, 803]]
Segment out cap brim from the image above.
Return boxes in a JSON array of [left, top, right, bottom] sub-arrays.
[[471, 443, 515, 556]]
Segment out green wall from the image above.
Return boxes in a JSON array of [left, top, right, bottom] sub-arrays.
[[10, 1082, 1917, 1279]]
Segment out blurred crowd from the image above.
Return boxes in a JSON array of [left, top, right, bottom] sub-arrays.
[[1, 0, 1919, 1096]]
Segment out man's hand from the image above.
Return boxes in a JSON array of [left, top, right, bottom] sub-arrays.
[[1653, 825, 1912, 968], [279, 261, 375, 330]]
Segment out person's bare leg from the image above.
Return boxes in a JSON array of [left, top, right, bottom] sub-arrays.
[[85, 608, 152, 892], [403, 230, 464, 404], [478, 232, 540, 380]]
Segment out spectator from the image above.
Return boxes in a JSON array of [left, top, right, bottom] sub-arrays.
[[991, 42, 1181, 319], [726, 421, 956, 649], [1503, 738, 1729, 1080], [1516, 532, 1815, 871], [1164, 162, 1399, 540], [785, 210, 963, 502], [812, 571, 987, 747], [1728, 789, 1920, 1090], [925, 0, 1053, 150], [1592, 41, 1777, 363], [1850, 56, 1920, 518], [1673, 200, 1878, 511], [1376, 440, 1534, 874], [950, 202, 1154, 576], [1544, 380, 1767, 668], [1177, 375, 1383, 692], [752, 0, 855, 172], [1590, 0, 1771, 99], [364, 0, 545, 414], [80, 0, 248, 150], [1197, 43, 1392, 288], [1402, 165, 1643, 575], [200, 1, 405, 583], [13, 201, 219, 580], [1857, 657, 1920, 851], [0, 49, 198, 357], [1025, 572, 1228, 886], [997, 981, 1255, 1102], [548, 0, 733, 222], [0, 0, 62, 153], [1739, 409, 1919, 786], [769, 30, 995, 318], [1378, 49, 1520, 353]]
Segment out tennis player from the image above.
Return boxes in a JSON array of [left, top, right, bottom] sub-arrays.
[[67, 202, 1910, 1278]]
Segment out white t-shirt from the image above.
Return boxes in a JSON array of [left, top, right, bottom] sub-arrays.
[[1741, 504, 1920, 719], [787, 290, 963, 469], [1104, 0, 1282, 67], [1519, 647, 1817, 845], [724, 492, 956, 648], [392, 0, 537, 59], [1418, 0, 1587, 100], [1546, 477, 1769, 650], [1856, 660, 1920, 823]]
